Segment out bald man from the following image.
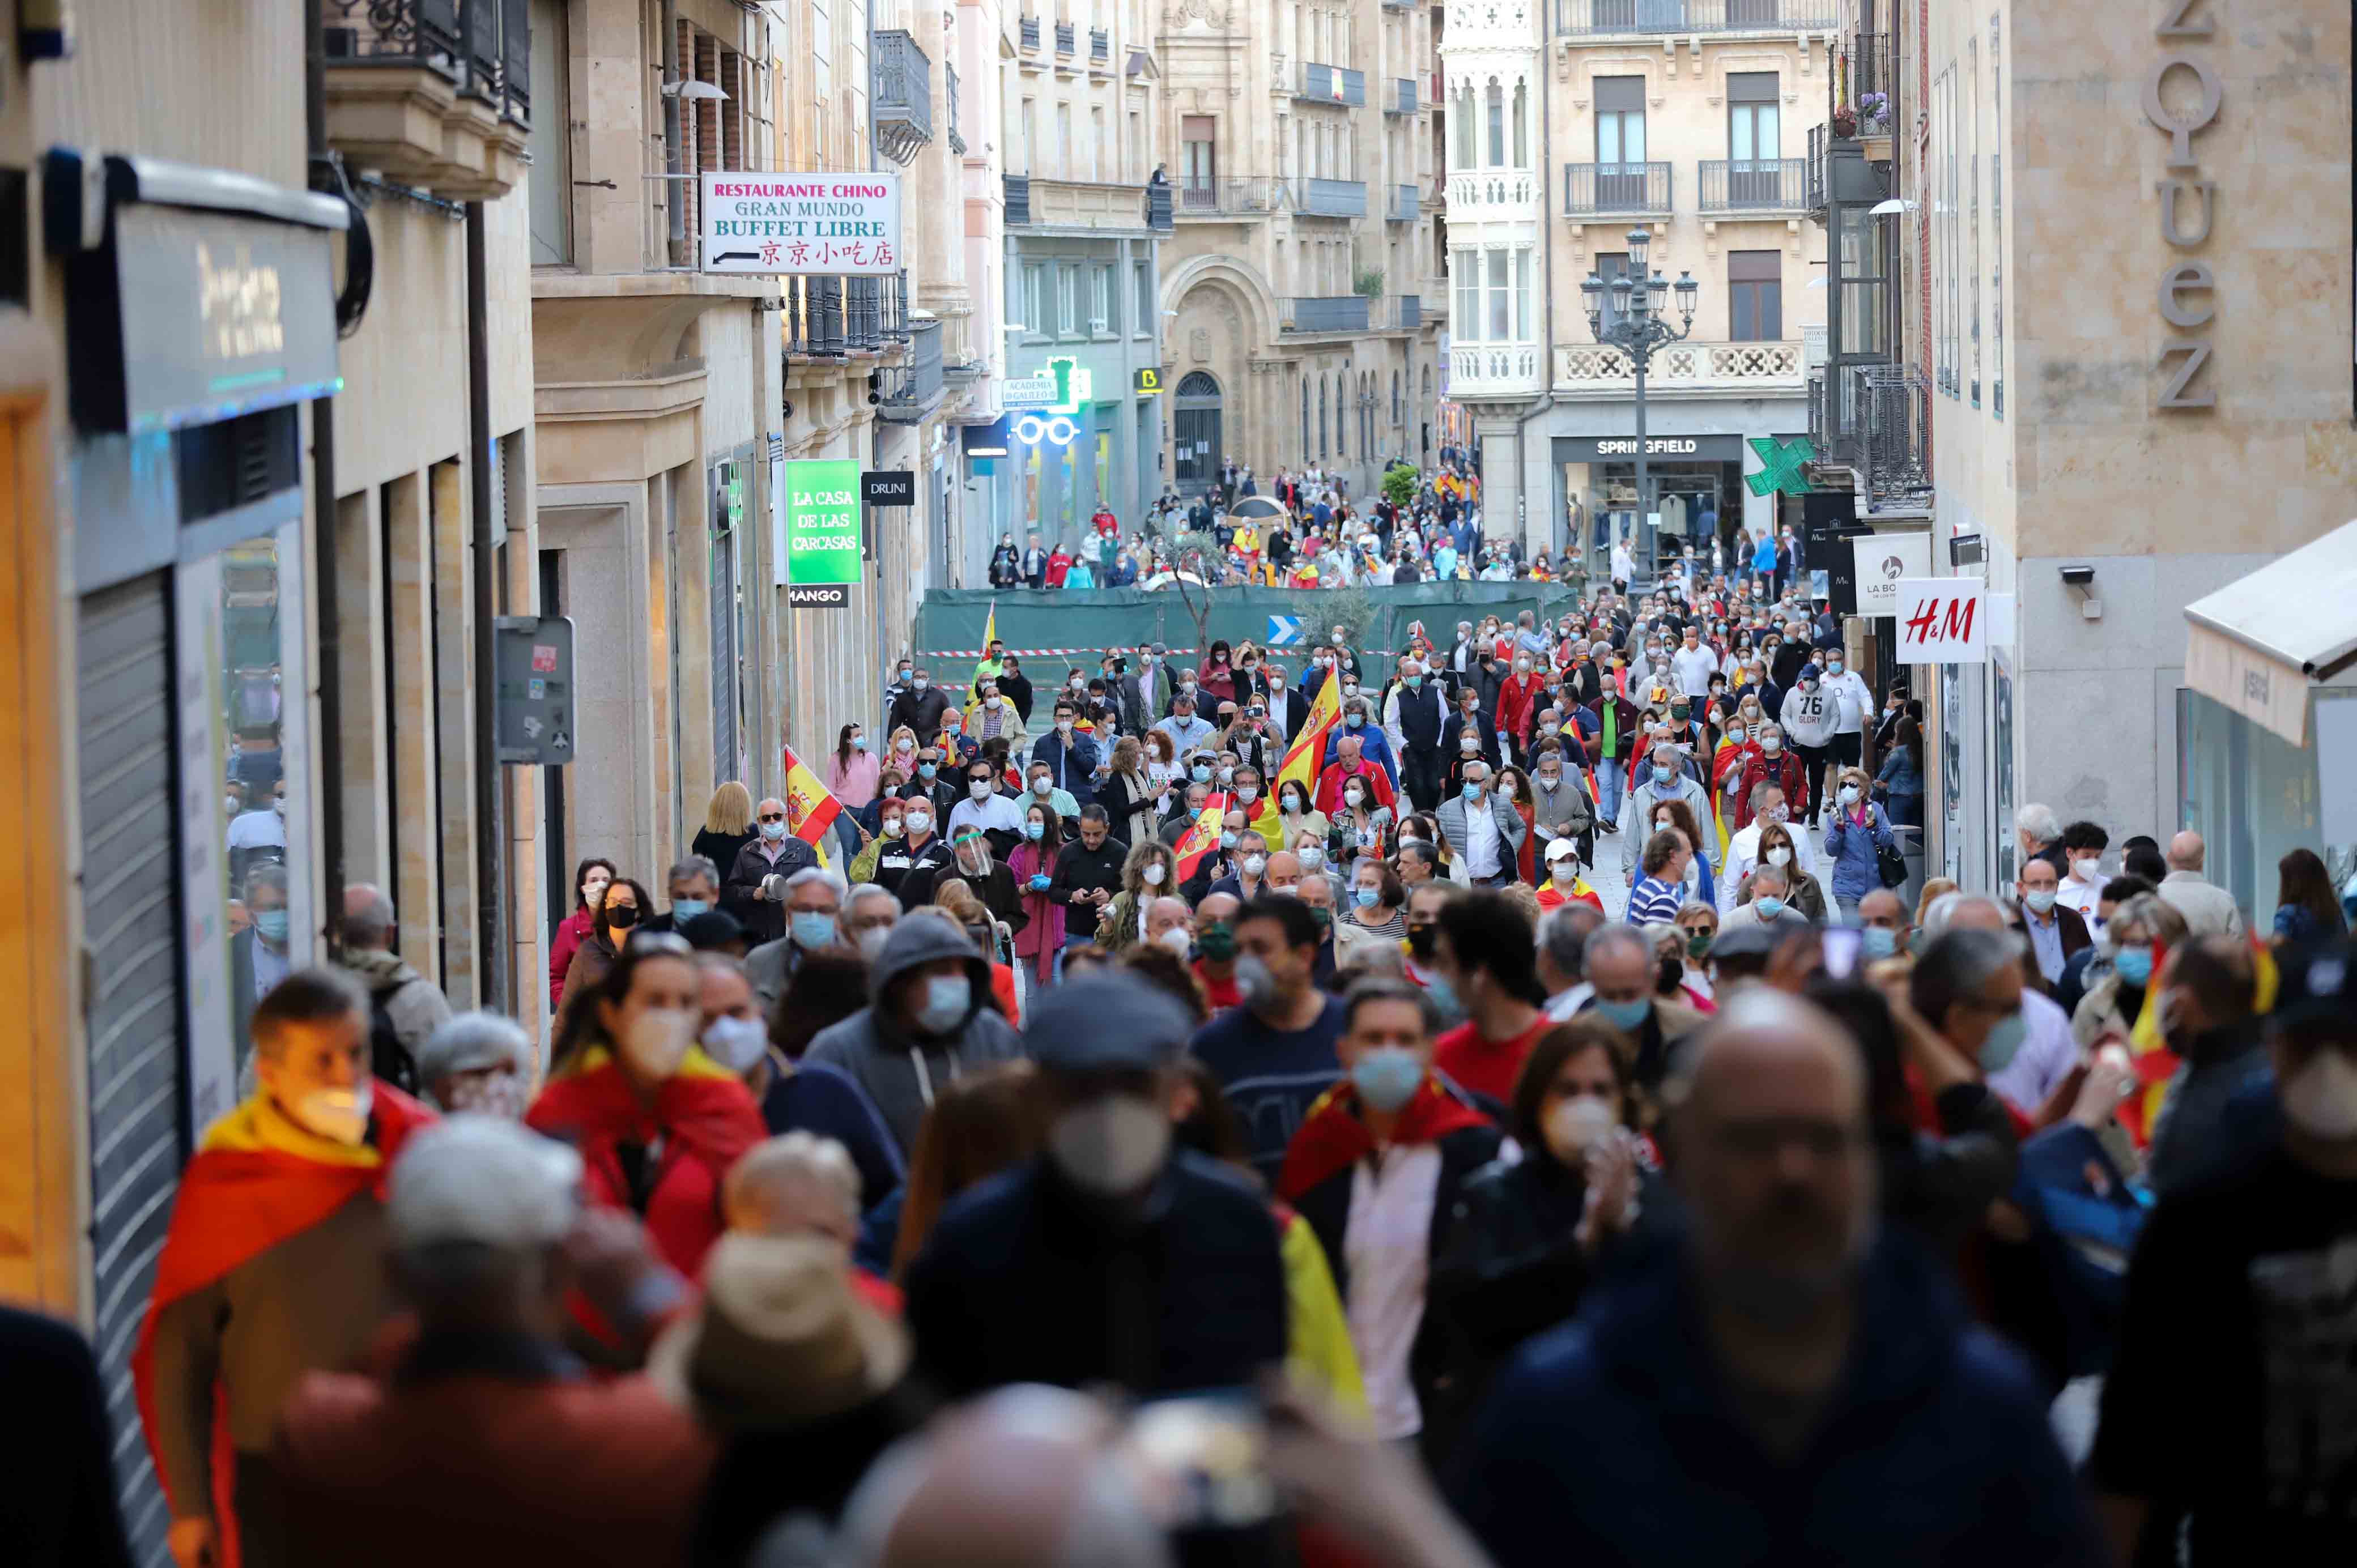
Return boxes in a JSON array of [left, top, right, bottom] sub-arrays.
[[1454, 991, 2104, 1567], [2157, 830, 2244, 938], [1143, 896, 1194, 955]]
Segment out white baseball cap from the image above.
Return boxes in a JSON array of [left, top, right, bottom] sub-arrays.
[[1545, 839, 1580, 865]]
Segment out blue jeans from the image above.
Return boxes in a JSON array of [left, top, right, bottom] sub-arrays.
[[1596, 757, 1624, 825]]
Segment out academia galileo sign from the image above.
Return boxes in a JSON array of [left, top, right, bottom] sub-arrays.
[[701, 172, 903, 276]]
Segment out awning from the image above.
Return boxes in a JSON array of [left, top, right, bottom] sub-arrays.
[[2183, 517, 2357, 744]]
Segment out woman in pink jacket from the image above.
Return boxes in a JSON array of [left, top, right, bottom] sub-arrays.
[[1007, 800, 1067, 990]]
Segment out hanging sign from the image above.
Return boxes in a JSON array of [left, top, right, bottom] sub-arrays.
[[1893, 578, 1988, 663], [782, 458, 861, 608], [701, 171, 903, 275]]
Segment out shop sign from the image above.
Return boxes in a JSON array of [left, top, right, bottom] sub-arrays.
[[782, 458, 862, 608], [862, 470, 916, 507], [110, 206, 341, 432], [1005, 355, 1094, 411], [1893, 579, 1988, 664], [2145, 9, 2220, 410], [493, 616, 577, 765], [1555, 433, 1746, 463], [701, 171, 903, 275], [1850, 532, 1934, 616], [1134, 367, 1164, 394]]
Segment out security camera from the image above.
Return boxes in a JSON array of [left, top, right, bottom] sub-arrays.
[[2058, 564, 2095, 586]]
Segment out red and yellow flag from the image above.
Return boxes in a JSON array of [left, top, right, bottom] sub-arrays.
[[781, 742, 844, 867], [1259, 668, 1342, 840], [1172, 790, 1232, 886]]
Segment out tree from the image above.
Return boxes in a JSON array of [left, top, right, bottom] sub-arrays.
[[1166, 529, 1221, 655], [1381, 465, 1418, 510]]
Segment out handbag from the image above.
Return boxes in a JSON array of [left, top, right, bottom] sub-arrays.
[[1873, 808, 1908, 888]]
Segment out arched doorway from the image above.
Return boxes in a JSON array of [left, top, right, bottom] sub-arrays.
[[1173, 371, 1222, 487]]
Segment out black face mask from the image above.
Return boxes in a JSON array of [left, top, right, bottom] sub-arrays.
[[1656, 957, 1684, 995], [1406, 925, 1437, 960], [606, 905, 639, 931]]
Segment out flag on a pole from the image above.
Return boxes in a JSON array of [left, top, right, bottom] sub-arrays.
[[1259, 668, 1343, 840], [981, 599, 997, 651], [1172, 790, 1232, 887], [780, 743, 844, 870]]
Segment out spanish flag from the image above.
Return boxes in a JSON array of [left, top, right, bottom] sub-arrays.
[[981, 599, 997, 651], [1258, 668, 1342, 840], [1172, 790, 1232, 887], [781, 742, 844, 870]]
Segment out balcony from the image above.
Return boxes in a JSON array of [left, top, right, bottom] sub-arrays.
[[1296, 62, 1367, 106], [1090, 27, 1110, 62], [1283, 296, 1372, 334], [1834, 31, 1898, 151], [1386, 78, 1418, 116], [1396, 294, 1422, 329], [1552, 0, 1837, 36], [1004, 173, 1032, 225], [1853, 362, 1933, 513], [877, 319, 946, 421], [1055, 22, 1075, 53], [1698, 157, 1808, 214], [1020, 15, 1040, 48], [946, 64, 966, 155], [1551, 339, 1807, 396], [786, 276, 846, 355], [1446, 168, 1541, 218], [1022, 176, 1162, 228], [1383, 0, 1415, 8], [1450, 342, 1546, 400], [1148, 182, 1173, 231], [1176, 177, 1291, 218], [870, 30, 934, 165], [1292, 178, 1368, 218], [1388, 183, 1420, 222], [317, 0, 529, 198], [1562, 161, 1672, 219]]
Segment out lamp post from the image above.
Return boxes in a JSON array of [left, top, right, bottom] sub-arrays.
[[1581, 228, 1699, 585]]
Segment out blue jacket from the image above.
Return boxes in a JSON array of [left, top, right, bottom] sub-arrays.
[[1027, 728, 1101, 812], [1821, 801, 1897, 901], [1452, 1233, 2106, 1568]]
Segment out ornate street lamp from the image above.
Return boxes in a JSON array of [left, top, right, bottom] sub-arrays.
[[1582, 227, 1698, 583]]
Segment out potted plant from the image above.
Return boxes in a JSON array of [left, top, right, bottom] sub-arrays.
[[1857, 92, 1890, 134], [1831, 105, 1858, 138]]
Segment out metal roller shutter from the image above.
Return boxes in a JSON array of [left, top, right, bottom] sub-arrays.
[[78, 571, 185, 1566]]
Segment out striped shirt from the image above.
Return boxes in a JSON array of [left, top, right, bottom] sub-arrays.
[[1627, 875, 1686, 927]]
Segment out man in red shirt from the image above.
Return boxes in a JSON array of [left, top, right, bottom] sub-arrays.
[[1427, 889, 1552, 1106], [1495, 654, 1547, 759], [1091, 504, 1118, 539], [1191, 890, 1245, 1010]]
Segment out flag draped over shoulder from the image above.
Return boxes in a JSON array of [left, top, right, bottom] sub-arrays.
[[781, 743, 844, 868], [1172, 790, 1232, 885], [1261, 670, 1342, 839]]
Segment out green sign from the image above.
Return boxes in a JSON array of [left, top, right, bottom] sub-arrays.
[[1745, 435, 1818, 496], [784, 458, 861, 608]]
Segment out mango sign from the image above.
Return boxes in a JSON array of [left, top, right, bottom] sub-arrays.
[[700, 172, 903, 276]]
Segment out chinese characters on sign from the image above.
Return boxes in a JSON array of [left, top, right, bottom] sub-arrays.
[[1894, 579, 1988, 663], [700, 172, 904, 276]]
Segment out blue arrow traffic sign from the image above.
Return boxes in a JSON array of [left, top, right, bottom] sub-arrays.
[[1266, 615, 1303, 646]]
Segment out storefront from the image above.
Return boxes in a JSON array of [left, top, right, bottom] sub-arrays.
[[1552, 432, 1748, 575], [46, 149, 345, 1530], [996, 344, 1163, 542], [2179, 519, 2357, 922]]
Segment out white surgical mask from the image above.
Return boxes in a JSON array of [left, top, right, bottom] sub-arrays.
[[1142, 863, 1167, 887], [1543, 1097, 1615, 1165], [1243, 853, 1267, 877], [1766, 847, 1793, 868], [1155, 925, 1194, 958], [915, 974, 972, 1034], [1050, 1097, 1172, 1195], [702, 1015, 770, 1073], [619, 1007, 695, 1079], [290, 1085, 373, 1146]]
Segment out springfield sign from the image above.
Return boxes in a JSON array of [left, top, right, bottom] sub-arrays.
[[701, 172, 902, 276], [781, 459, 862, 608]]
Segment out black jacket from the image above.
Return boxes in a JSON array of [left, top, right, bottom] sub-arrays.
[[0, 1306, 135, 1568], [1050, 835, 1127, 915], [1293, 1117, 1503, 1459], [886, 685, 950, 743], [688, 1380, 933, 1567], [722, 836, 817, 944], [905, 1153, 1290, 1399]]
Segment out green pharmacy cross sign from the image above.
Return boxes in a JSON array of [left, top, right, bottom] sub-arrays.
[[1746, 435, 1818, 497]]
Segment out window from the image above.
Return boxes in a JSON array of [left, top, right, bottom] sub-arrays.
[[1134, 259, 1152, 334], [1992, 14, 2005, 418], [1594, 77, 1645, 208], [1057, 102, 1074, 178], [1095, 431, 1113, 516], [1057, 264, 1079, 335], [1512, 82, 1528, 167], [1091, 106, 1106, 181], [1968, 35, 1981, 407], [1092, 264, 1114, 333], [1182, 115, 1216, 199], [1318, 379, 1329, 457], [527, 0, 570, 263], [1454, 84, 1475, 169], [1454, 248, 1479, 340], [1128, 111, 1142, 181], [1514, 248, 1531, 339], [1486, 81, 1504, 167], [1727, 72, 1779, 205], [1392, 370, 1402, 424], [1337, 376, 1347, 457], [810, 0, 832, 165], [1023, 263, 1048, 336], [1729, 250, 1781, 340], [1837, 204, 1887, 356], [1594, 250, 1630, 335], [1486, 249, 1508, 340], [1301, 379, 1311, 457], [1021, 99, 1037, 175]]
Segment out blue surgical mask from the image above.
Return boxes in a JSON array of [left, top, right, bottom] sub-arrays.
[[1755, 895, 1786, 919], [1653, 765, 1675, 786], [1024, 821, 1045, 841], [1462, 781, 1484, 802], [2112, 945, 2154, 986], [1860, 925, 1900, 960], [1979, 1011, 2028, 1073], [1596, 996, 1652, 1031], [1354, 887, 1380, 909], [1192, 764, 1213, 783], [1219, 830, 1239, 850], [1422, 968, 1459, 1017], [760, 820, 788, 841], [1404, 674, 1423, 689], [1351, 1046, 1426, 1114], [918, 763, 938, 779], [790, 911, 837, 949], [1346, 713, 1365, 729], [670, 897, 710, 923], [852, 735, 869, 751], [253, 909, 290, 944]]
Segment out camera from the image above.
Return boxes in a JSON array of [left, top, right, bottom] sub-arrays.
[[2058, 564, 2095, 586]]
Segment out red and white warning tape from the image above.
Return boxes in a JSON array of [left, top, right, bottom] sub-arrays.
[[922, 647, 1202, 659]]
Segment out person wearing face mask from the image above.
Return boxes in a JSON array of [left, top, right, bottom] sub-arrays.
[[1438, 760, 1526, 890], [229, 863, 297, 1045], [1385, 655, 1450, 813], [551, 857, 621, 1012], [886, 666, 951, 749], [1818, 766, 1898, 923], [562, 875, 652, 1008], [1720, 861, 1811, 935], [1429, 1019, 1649, 1422], [742, 866, 850, 1012], [1577, 926, 1705, 1092], [226, 777, 290, 892], [722, 797, 818, 945], [1776, 664, 1841, 823], [2070, 893, 2190, 1065], [873, 798, 958, 911], [1725, 719, 1811, 830], [2089, 936, 2357, 1567], [530, 935, 767, 1276], [1618, 742, 1711, 886], [415, 1011, 532, 1118], [1814, 646, 1873, 774], [2132, 936, 2269, 1199], [1152, 691, 1216, 757], [138, 969, 440, 1568], [1429, 892, 1554, 1106], [1279, 978, 1502, 1462], [946, 759, 1026, 860], [1856, 888, 1912, 961], [1495, 653, 1546, 760], [1029, 697, 1101, 816], [904, 974, 1288, 1400], [2052, 820, 2112, 935], [1317, 723, 1401, 833], [2009, 855, 2092, 988], [337, 883, 452, 1092], [1206, 826, 1273, 903], [803, 911, 1025, 1158]]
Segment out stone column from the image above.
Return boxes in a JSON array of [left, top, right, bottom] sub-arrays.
[[1474, 412, 1522, 543]]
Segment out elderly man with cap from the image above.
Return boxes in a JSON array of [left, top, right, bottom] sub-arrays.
[[273, 1117, 713, 1566], [903, 973, 1289, 1399], [414, 1011, 533, 1118]]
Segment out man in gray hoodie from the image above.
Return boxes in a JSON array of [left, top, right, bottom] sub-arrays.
[[802, 910, 1026, 1156]]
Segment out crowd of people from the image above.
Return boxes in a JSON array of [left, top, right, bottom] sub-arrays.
[[17, 569, 2357, 1568], [985, 458, 1567, 590]]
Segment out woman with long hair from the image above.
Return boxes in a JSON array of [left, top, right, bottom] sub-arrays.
[[562, 875, 652, 1012], [1096, 837, 1178, 955], [1009, 802, 1066, 991], [1143, 728, 1181, 794], [1099, 734, 1159, 847], [2273, 846, 2348, 943], [1494, 763, 1538, 886], [530, 933, 765, 1276], [694, 782, 759, 888], [829, 721, 880, 807], [1874, 714, 1925, 828], [888, 1062, 1042, 1278], [550, 856, 617, 1011], [1735, 819, 1827, 922], [1639, 795, 1717, 910]]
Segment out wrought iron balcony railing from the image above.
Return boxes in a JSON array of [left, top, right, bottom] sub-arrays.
[[1003, 173, 1032, 225], [1283, 296, 1372, 333], [1388, 183, 1419, 221], [877, 319, 945, 420], [1020, 15, 1040, 48], [1297, 62, 1367, 106], [1292, 178, 1368, 218], [317, 0, 529, 195], [871, 29, 934, 165], [1055, 22, 1075, 52], [1176, 177, 1291, 216], [1698, 157, 1809, 212], [1090, 27, 1109, 61], [1561, 161, 1672, 217], [1553, 0, 1836, 36], [1387, 78, 1418, 116], [946, 63, 966, 155]]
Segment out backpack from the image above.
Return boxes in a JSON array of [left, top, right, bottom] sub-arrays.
[[368, 980, 419, 1093]]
